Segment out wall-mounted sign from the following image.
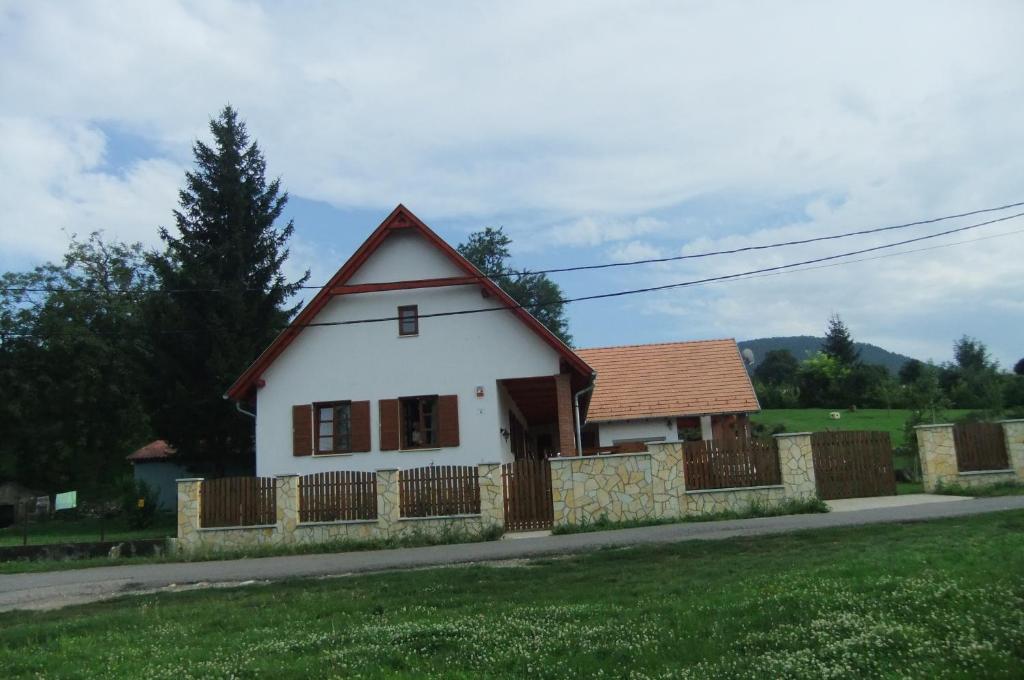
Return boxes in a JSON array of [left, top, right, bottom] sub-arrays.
[[55, 491, 77, 511]]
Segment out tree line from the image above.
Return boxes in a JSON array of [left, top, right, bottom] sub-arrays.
[[752, 315, 1024, 417], [0, 106, 570, 499]]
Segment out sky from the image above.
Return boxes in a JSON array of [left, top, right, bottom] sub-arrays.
[[2, 0, 1023, 367]]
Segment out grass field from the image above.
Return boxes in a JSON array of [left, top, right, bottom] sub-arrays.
[[750, 408, 972, 448], [2, 511, 1022, 678], [0, 515, 175, 547]]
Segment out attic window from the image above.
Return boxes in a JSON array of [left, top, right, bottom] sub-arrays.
[[398, 305, 418, 336]]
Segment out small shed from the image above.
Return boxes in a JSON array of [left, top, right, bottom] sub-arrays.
[[127, 440, 189, 511]]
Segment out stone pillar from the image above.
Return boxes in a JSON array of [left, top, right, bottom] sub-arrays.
[[915, 424, 956, 492], [999, 419, 1024, 479], [376, 468, 401, 536], [276, 474, 299, 543], [554, 373, 576, 456], [478, 463, 504, 529], [648, 442, 683, 519], [548, 457, 573, 526], [773, 433, 817, 499], [175, 478, 203, 552]]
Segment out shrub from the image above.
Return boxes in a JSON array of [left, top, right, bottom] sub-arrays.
[[121, 478, 160, 529]]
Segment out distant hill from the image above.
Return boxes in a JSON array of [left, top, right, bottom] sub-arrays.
[[738, 336, 915, 374]]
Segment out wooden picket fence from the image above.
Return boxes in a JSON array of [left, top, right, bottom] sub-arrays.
[[810, 431, 896, 500], [954, 422, 1009, 472], [502, 459, 553, 531], [399, 465, 481, 518], [299, 471, 378, 522], [682, 439, 781, 491], [200, 476, 276, 528]]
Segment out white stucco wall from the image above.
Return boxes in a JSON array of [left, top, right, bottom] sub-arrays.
[[597, 418, 679, 447], [254, 230, 566, 476]]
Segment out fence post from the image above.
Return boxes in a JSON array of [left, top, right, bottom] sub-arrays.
[[773, 433, 817, 499], [175, 478, 204, 553], [999, 419, 1024, 480], [478, 463, 504, 529], [376, 468, 400, 536], [276, 475, 299, 544], [548, 457, 574, 527], [648, 443, 683, 519], [914, 424, 956, 492]]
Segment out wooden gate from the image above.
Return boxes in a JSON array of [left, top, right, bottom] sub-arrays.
[[502, 459, 553, 532], [811, 431, 897, 500]]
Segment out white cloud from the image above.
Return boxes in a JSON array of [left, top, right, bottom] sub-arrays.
[[606, 240, 663, 263], [2, 0, 1023, 362]]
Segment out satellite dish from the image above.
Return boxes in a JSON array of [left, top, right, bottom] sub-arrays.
[[741, 348, 755, 366]]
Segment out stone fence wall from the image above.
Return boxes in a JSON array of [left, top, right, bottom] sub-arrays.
[[176, 463, 504, 554], [549, 433, 817, 527], [915, 420, 1024, 492]]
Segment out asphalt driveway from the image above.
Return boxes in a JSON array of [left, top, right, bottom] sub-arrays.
[[2, 495, 1022, 612]]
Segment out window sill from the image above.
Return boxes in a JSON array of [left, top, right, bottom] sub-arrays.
[[312, 452, 355, 458], [397, 447, 443, 453], [398, 333, 419, 338]]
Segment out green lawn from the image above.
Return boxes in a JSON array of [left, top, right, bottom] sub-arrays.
[[0, 515, 175, 547], [751, 408, 972, 448], [3, 511, 1023, 678]]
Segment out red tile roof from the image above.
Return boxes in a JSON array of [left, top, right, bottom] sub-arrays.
[[126, 440, 176, 462], [576, 339, 760, 422]]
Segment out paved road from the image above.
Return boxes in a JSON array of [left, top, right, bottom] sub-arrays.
[[3, 496, 1022, 612]]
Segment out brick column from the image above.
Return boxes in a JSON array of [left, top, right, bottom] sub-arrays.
[[478, 463, 504, 529], [999, 419, 1024, 479], [773, 433, 817, 499], [276, 474, 299, 543], [376, 468, 401, 536], [554, 373, 576, 456], [647, 442, 683, 519], [175, 478, 203, 553], [915, 424, 956, 492]]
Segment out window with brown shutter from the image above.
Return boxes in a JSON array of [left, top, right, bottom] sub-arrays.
[[314, 401, 353, 454], [292, 404, 313, 457], [379, 399, 400, 451], [399, 396, 438, 449]]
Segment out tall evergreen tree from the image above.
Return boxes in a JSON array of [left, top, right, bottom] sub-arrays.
[[821, 314, 859, 366], [146, 106, 308, 473], [458, 227, 572, 345]]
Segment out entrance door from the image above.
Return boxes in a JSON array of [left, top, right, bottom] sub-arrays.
[[501, 459, 553, 531]]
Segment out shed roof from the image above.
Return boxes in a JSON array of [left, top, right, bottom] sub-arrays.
[[576, 339, 760, 422], [126, 440, 176, 462]]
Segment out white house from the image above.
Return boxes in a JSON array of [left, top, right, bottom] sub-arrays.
[[226, 205, 595, 476]]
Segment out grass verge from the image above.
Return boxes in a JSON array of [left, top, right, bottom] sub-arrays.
[[934, 480, 1024, 497], [0, 515, 176, 547], [0, 523, 503, 575], [551, 496, 829, 535], [1, 511, 1022, 678]]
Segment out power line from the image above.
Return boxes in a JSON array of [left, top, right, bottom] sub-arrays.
[[6, 209, 1022, 340], [3, 198, 1023, 296]]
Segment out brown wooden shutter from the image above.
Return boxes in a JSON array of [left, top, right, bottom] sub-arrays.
[[350, 400, 371, 452], [292, 404, 312, 456], [438, 394, 460, 447], [379, 399, 399, 451]]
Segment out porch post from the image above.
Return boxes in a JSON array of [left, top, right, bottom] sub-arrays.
[[555, 373, 576, 456]]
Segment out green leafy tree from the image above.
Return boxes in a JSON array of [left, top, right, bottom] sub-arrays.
[[945, 336, 1002, 411], [146, 106, 309, 473], [898, 358, 924, 385], [822, 314, 859, 366], [906, 362, 950, 423], [457, 227, 572, 345], [797, 352, 849, 407], [0, 233, 154, 494], [1014, 357, 1024, 376], [754, 349, 799, 386]]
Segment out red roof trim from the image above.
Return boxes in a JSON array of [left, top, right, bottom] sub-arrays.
[[226, 204, 592, 401]]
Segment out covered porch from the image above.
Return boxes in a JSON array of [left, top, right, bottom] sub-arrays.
[[497, 373, 587, 460]]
